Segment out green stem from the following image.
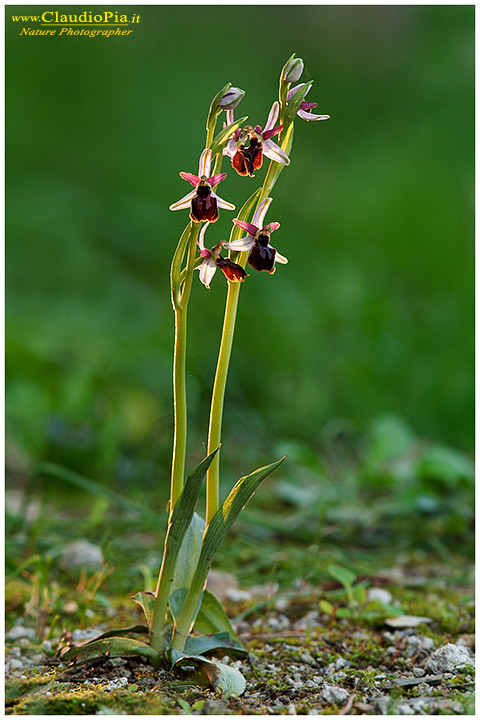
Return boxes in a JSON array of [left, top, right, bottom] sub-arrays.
[[150, 528, 176, 654], [205, 277, 244, 525], [170, 222, 199, 510], [205, 153, 293, 525]]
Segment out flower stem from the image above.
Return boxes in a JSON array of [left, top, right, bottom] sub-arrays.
[[170, 222, 199, 510], [205, 163, 291, 525], [206, 274, 244, 525]]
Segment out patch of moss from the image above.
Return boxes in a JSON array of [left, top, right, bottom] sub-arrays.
[[5, 674, 57, 701]]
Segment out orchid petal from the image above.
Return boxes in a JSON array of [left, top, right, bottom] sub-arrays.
[[197, 222, 209, 252], [287, 83, 307, 103], [223, 236, 255, 252], [264, 101, 280, 132], [275, 250, 288, 264], [301, 101, 318, 111], [198, 148, 212, 177], [180, 172, 200, 187], [264, 221, 280, 233], [208, 173, 227, 188], [233, 219, 258, 236], [252, 197, 273, 229], [297, 109, 330, 122], [262, 139, 290, 166], [212, 191, 235, 211], [262, 125, 283, 141], [198, 257, 217, 289], [169, 189, 197, 211], [224, 137, 238, 159]]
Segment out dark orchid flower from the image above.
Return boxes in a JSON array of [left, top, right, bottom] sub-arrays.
[[196, 223, 246, 289], [223, 198, 287, 274], [225, 102, 290, 177], [169, 149, 235, 222]]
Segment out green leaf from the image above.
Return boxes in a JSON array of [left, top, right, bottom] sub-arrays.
[[206, 82, 231, 134], [375, 602, 405, 618], [150, 448, 219, 652], [59, 637, 159, 666], [210, 117, 248, 157], [203, 455, 286, 560], [194, 590, 240, 641], [173, 655, 246, 696], [283, 81, 313, 127], [366, 414, 417, 466], [319, 599, 334, 615], [260, 123, 294, 199], [131, 592, 155, 631], [335, 608, 352, 619], [84, 624, 149, 642], [170, 456, 286, 651], [417, 444, 474, 485], [353, 584, 367, 604], [185, 631, 245, 657], [328, 564, 356, 590], [171, 223, 192, 309], [169, 512, 205, 623], [177, 698, 191, 712]]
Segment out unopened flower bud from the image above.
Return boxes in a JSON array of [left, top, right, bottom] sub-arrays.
[[218, 87, 245, 110], [283, 57, 304, 83]]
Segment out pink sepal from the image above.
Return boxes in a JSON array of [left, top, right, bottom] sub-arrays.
[[262, 124, 283, 141], [208, 172, 227, 188], [233, 219, 258, 236], [180, 172, 200, 187], [264, 221, 280, 232]]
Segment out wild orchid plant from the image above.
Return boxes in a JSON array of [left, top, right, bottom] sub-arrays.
[[60, 55, 329, 695]]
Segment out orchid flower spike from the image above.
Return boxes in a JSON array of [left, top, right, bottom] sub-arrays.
[[169, 148, 235, 222], [225, 102, 290, 177], [223, 197, 288, 274], [287, 84, 330, 122], [197, 222, 246, 289]]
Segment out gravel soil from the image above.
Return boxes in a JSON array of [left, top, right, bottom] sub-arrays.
[[5, 567, 475, 715]]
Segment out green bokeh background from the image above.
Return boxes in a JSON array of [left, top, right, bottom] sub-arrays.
[[6, 5, 474, 501]]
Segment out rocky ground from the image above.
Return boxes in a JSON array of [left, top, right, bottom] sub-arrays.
[[5, 566, 475, 715]]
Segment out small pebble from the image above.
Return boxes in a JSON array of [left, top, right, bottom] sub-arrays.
[[321, 684, 350, 705], [72, 627, 105, 643], [367, 588, 393, 605], [426, 643, 474, 673], [397, 703, 416, 715], [5, 658, 24, 672], [59, 539, 103, 571], [298, 651, 316, 665], [267, 615, 290, 630], [413, 667, 425, 677], [6, 626, 36, 641], [274, 597, 289, 612], [226, 588, 252, 602]]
